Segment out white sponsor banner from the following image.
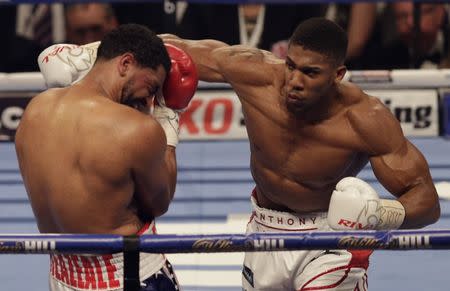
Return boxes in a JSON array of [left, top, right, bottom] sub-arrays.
[[366, 89, 439, 137], [179, 91, 246, 140], [179, 89, 439, 140]]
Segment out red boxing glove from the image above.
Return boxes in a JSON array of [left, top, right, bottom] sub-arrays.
[[160, 44, 198, 110], [153, 44, 198, 147]]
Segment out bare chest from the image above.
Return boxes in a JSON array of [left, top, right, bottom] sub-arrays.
[[256, 136, 366, 183], [241, 97, 368, 185]]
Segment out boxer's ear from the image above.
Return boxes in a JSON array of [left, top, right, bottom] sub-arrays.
[[335, 65, 346, 83], [118, 53, 136, 77]]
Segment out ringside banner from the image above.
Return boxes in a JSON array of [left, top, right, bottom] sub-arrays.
[[0, 89, 440, 141], [368, 89, 439, 137], [179, 91, 246, 140], [0, 93, 33, 141], [178, 89, 439, 140]]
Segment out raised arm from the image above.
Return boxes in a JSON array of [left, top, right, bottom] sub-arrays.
[[160, 34, 281, 86], [39, 35, 280, 89], [130, 117, 176, 218], [355, 98, 440, 229]]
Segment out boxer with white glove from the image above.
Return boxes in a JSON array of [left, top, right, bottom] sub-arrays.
[[23, 25, 189, 291], [327, 177, 406, 230], [38, 41, 198, 147]]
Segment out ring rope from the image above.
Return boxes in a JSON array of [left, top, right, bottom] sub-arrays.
[[0, 230, 449, 254], [2, 69, 450, 93]]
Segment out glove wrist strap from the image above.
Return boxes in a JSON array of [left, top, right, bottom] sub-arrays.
[[153, 106, 179, 147], [377, 199, 406, 230]]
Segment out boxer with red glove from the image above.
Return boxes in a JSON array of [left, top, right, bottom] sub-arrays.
[[39, 41, 198, 147], [153, 44, 198, 147]]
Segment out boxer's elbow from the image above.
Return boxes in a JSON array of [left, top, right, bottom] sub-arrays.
[[400, 185, 441, 229], [150, 190, 171, 218], [425, 187, 441, 225], [426, 200, 441, 225], [411, 194, 441, 228], [134, 187, 171, 218]]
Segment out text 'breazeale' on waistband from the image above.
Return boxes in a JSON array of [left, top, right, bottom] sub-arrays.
[[51, 254, 120, 289]]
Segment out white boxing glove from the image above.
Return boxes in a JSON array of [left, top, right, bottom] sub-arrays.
[[38, 41, 100, 88], [327, 177, 406, 230]]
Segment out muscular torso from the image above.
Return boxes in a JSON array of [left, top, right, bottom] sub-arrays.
[[15, 87, 143, 234], [231, 71, 371, 213]]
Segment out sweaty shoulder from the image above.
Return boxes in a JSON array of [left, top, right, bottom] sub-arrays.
[[343, 84, 404, 155], [22, 88, 67, 118], [114, 107, 166, 155], [215, 45, 284, 86]]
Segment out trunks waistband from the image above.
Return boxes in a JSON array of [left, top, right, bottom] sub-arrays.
[[251, 189, 328, 231], [50, 221, 165, 290]]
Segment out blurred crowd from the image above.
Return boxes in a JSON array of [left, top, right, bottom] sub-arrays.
[[0, 1, 449, 72]]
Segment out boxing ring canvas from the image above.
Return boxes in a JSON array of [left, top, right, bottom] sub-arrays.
[[0, 138, 449, 291]]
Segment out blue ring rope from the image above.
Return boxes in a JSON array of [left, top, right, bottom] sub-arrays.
[[0, 230, 449, 254]]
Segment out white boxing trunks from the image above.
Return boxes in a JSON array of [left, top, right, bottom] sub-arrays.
[[49, 221, 178, 291], [242, 189, 372, 291]]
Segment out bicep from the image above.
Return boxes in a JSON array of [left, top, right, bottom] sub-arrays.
[[352, 97, 433, 197], [130, 122, 171, 216], [179, 42, 277, 85], [214, 46, 280, 85], [162, 35, 278, 84], [370, 140, 433, 198]]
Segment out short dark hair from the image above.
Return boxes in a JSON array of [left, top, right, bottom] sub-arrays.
[[290, 17, 348, 66], [97, 23, 171, 74]]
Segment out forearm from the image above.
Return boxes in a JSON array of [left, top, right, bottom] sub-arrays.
[[145, 146, 177, 217], [397, 182, 440, 229], [133, 134, 177, 219], [164, 146, 177, 201]]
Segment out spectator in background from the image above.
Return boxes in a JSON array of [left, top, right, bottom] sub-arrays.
[[65, 2, 180, 45], [0, 5, 38, 72], [0, 4, 65, 72], [112, 2, 181, 34], [364, 2, 449, 69], [393, 2, 448, 68], [65, 3, 118, 45], [327, 3, 378, 69], [346, 3, 378, 63], [177, 3, 327, 59]]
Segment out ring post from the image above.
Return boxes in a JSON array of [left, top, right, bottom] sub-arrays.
[[123, 236, 140, 291]]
